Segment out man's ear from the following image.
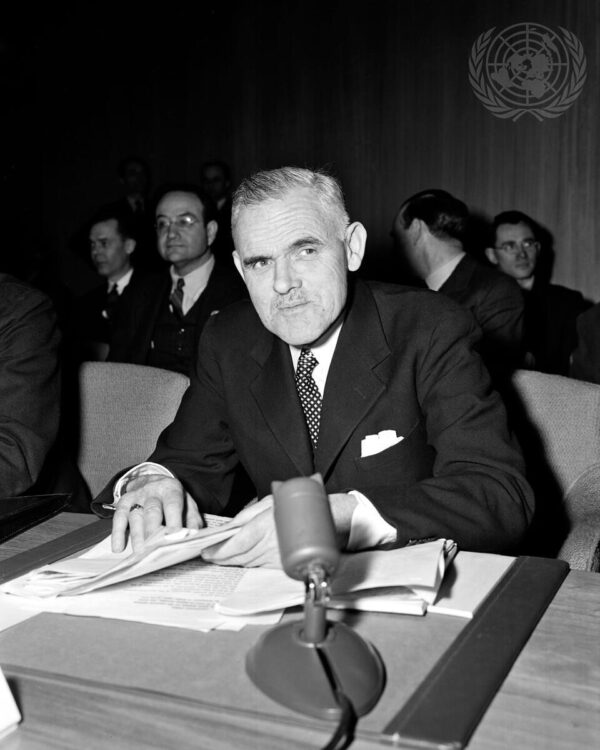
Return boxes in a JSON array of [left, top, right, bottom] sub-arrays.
[[124, 238, 136, 256], [485, 247, 498, 265], [344, 222, 367, 272], [206, 220, 218, 247]]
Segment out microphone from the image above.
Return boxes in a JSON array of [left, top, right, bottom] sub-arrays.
[[272, 475, 339, 582], [246, 475, 385, 723]]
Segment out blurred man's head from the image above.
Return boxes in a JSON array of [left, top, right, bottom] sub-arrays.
[[89, 209, 136, 282], [486, 211, 540, 289], [155, 187, 217, 276], [117, 156, 150, 198], [201, 161, 232, 206]]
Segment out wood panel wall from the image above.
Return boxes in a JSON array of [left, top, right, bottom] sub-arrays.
[[8, 1, 599, 298]]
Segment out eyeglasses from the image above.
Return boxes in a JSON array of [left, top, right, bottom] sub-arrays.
[[155, 215, 201, 234], [495, 239, 539, 255]]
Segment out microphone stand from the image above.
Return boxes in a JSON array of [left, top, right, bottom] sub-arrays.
[[246, 562, 385, 721]]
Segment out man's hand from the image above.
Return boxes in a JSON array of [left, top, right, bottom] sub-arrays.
[[201, 492, 358, 569], [111, 475, 202, 553], [201, 496, 278, 568]]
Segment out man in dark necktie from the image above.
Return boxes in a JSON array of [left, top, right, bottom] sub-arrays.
[[97, 167, 533, 565], [73, 208, 139, 361], [108, 185, 247, 375]]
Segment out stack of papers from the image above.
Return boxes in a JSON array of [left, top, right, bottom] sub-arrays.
[[0, 517, 513, 634]]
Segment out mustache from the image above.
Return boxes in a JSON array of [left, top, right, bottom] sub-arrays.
[[273, 294, 309, 310]]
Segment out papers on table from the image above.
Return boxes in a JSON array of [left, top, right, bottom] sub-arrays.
[[0, 513, 513, 635]]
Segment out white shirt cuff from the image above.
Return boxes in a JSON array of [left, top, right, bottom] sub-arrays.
[[112, 462, 175, 503], [346, 490, 397, 550]]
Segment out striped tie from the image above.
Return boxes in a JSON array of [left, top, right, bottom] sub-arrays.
[[169, 277, 185, 318]]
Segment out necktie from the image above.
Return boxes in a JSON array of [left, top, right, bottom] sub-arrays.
[[295, 348, 322, 449], [103, 284, 120, 321], [170, 277, 185, 318]]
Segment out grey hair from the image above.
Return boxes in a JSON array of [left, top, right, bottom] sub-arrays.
[[231, 166, 350, 238]]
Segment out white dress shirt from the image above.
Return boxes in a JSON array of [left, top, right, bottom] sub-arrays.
[[109, 267, 134, 295]]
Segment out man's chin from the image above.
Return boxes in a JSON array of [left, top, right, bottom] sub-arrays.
[[270, 322, 324, 347]]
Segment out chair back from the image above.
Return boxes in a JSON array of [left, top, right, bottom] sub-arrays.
[[510, 369, 600, 570], [511, 370, 600, 494], [77, 362, 189, 497]]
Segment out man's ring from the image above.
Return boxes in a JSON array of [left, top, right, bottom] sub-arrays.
[[130, 503, 144, 513]]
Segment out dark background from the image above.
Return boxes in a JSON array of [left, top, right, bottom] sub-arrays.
[[2, 1, 598, 297]]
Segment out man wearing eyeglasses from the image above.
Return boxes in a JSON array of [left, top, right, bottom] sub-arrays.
[[486, 211, 588, 375], [108, 185, 247, 374]]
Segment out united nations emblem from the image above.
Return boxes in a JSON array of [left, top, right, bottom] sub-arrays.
[[468, 23, 587, 121]]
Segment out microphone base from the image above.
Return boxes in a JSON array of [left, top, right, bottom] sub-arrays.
[[246, 619, 385, 720]]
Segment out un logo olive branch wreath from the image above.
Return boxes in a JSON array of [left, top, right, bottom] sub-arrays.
[[468, 25, 587, 122]]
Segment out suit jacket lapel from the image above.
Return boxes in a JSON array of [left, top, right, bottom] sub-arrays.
[[315, 281, 393, 478], [250, 331, 315, 475]]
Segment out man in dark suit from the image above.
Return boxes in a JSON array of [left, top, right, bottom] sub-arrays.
[[103, 168, 533, 565], [485, 210, 589, 375], [391, 189, 524, 379], [108, 185, 247, 375], [73, 207, 145, 361], [110, 156, 165, 272]]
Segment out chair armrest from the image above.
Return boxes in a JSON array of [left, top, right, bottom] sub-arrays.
[[559, 463, 600, 571]]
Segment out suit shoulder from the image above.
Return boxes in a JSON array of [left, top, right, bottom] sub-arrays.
[[364, 280, 477, 327], [577, 301, 600, 329], [0, 275, 54, 316], [468, 257, 522, 295], [546, 283, 587, 306], [203, 296, 259, 332]]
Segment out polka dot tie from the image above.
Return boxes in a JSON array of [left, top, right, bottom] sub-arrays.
[[295, 348, 322, 449]]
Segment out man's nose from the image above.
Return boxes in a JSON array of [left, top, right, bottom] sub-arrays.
[[166, 221, 180, 239], [273, 257, 300, 294], [515, 244, 528, 259]]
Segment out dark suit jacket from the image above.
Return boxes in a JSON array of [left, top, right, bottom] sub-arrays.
[[96, 280, 533, 553], [73, 269, 150, 350], [108, 262, 247, 370], [0, 274, 61, 496], [571, 301, 600, 384], [524, 281, 589, 375], [440, 254, 524, 376]]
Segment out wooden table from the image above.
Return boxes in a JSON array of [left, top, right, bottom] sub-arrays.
[[1, 514, 599, 749]]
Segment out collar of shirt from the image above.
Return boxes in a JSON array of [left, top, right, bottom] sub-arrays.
[[109, 267, 134, 295], [170, 254, 215, 315], [289, 320, 343, 397], [426, 251, 465, 291]]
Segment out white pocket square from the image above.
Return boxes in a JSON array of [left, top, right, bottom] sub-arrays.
[[361, 430, 404, 457]]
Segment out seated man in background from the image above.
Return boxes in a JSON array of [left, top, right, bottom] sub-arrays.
[[391, 189, 524, 382], [94, 167, 534, 566], [486, 210, 589, 375], [0, 274, 60, 496], [108, 184, 247, 375], [73, 207, 145, 361]]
